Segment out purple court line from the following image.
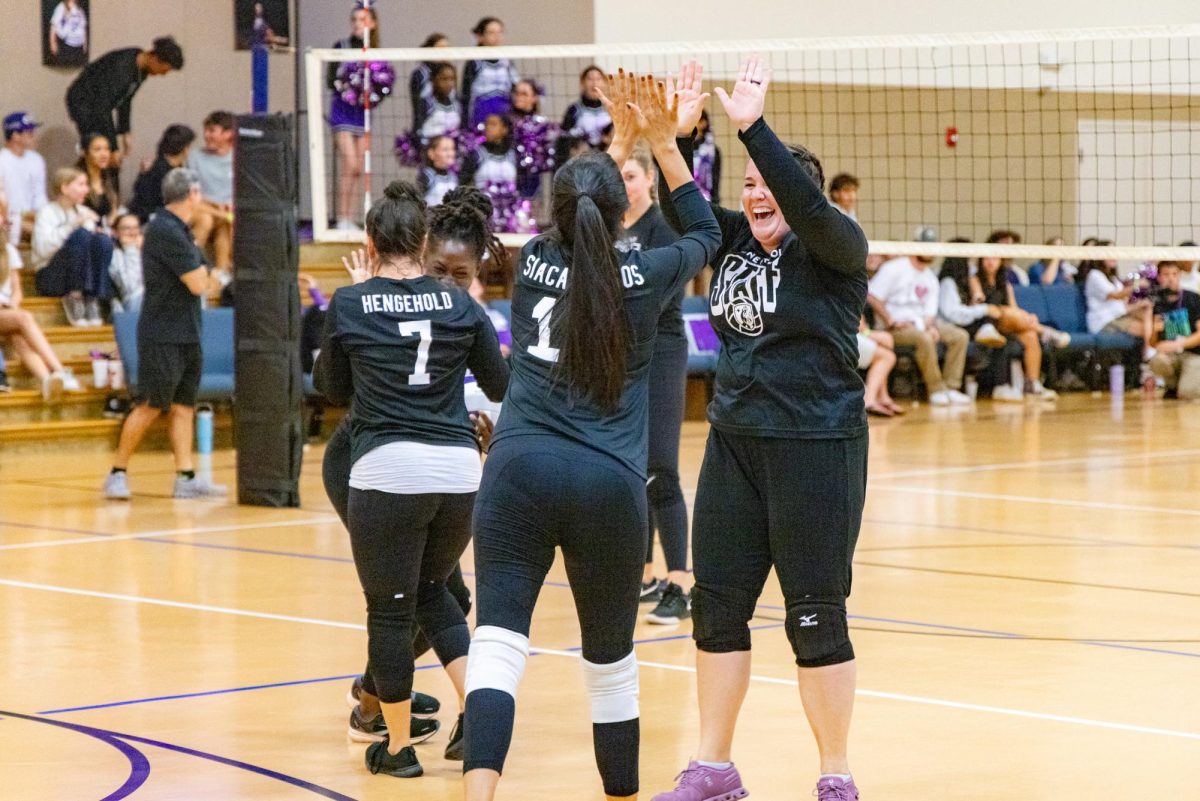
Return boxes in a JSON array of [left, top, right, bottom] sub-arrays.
[[862, 516, 1200, 551], [0, 710, 151, 801], [0, 519, 117, 538], [140, 537, 357, 564], [0, 709, 356, 801]]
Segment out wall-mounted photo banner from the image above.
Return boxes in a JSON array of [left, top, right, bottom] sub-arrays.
[[236, 0, 290, 50], [43, 0, 90, 68]]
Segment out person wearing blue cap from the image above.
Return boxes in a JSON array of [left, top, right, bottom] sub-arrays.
[[0, 113, 49, 244]]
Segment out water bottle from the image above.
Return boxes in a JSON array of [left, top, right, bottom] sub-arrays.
[[196, 405, 214, 454]]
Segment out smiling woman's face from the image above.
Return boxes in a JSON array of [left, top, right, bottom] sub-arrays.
[[741, 159, 789, 250], [425, 238, 479, 289]]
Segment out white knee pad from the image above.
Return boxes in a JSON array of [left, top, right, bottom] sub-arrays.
[[466, 625, 530, 698], [580, 651, 640, 723]]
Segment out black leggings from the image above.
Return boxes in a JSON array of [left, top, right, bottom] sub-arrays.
[[465, 435, 646, 796], [691, 428, 867, 668], [645, 334, 689, 573], [324, 419, 473, 695], [347, 487, 475, 703]]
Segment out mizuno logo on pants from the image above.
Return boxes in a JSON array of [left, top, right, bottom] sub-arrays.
[[797, 614, 818, 627]]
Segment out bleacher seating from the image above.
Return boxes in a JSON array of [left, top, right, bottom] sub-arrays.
[[112, 308, 236, 402]]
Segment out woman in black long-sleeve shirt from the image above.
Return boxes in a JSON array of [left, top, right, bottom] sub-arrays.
[[653, 58, 868, 801]]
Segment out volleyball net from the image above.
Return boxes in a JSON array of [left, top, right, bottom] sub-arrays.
[[305, 24, 1200, 266]]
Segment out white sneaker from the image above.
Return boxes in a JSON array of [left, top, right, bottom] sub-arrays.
[[993, 384, 1025, 402], [55, 369, 83, 393], [42, 373, 64, 402], [974, 323, 1006, 348], [1041, 328, 1071, 349], [946, 389, 973, 405], [1143, 346, 1158, 362], [1026, 380, 1057, 400], [929, 391, 950, 406]]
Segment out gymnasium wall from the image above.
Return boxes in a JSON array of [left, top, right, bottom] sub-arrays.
[[593, 0, 1200, 43], [1, 0, 296, 194]]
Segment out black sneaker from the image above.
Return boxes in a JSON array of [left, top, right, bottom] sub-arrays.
[[365, 739, 423, 778], [443, 713, 464, 761], [411, 690, 440, 718], [640, 578, 665, 604], [348, 705, 388, 743], [0, 371, 10, 393], [646, 583, 691, 625], [410, 715, 440, 744]]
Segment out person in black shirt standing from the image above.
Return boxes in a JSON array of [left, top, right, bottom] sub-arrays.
[[316, 181, 508, 780], [1149, 261, 1200, 398], [653, 58, 868, 801], [104, 168, 223, 501], [65, 36, 184, 162], [616, 147, 692, 624], [129, 125, 195, 222], [463, 71, 720, 801]]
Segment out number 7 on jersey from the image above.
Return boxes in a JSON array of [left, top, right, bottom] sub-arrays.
[[398, 320, 432, 385]]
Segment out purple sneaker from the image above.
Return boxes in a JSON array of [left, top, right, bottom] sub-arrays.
[[652, 761, 749, 801], [815, 776, 859, 800]]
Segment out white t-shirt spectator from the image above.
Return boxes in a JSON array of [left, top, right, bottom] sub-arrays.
[[0, 147, 49, 229], [868, 256, 940, 331], [188, 148, 233, 206], [1084, 270, 1129, 333], [50, 2, 88, 47], [0, 243, 23, 307]]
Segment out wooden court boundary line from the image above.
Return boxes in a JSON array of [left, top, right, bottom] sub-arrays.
[[3, 577, 1199, 743], [868, 447, 1200, 481], [0, 516, 340, 552], [865, 484, 1200, 518]]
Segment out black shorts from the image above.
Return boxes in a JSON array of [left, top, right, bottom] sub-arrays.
[[137, 342, 203, 411]]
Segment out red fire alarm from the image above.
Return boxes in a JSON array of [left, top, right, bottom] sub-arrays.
[[946, 127, 959, 148]]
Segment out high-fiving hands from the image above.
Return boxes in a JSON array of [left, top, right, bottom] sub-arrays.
[[714, 54, 771, 133], [667, 60, 710, 137]]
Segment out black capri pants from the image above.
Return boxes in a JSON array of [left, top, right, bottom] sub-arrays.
[[691, 428, 868, 668], [347, 487, 475, 703], [645, 333, 689, 573]]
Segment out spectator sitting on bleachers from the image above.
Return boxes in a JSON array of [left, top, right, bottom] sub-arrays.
[[76, 132, 121, 231], [1148, 261, 1200, 400], [32, 167, 113, 327], [187, 111, 234, 279], [828, 173, 859, 221], [975, 254, 1065, 399], [867, 237, 972, 406], [988, 229, 1029, 286], [1177, 241, 1198, 294], [108, 213, 144, 313], [0, 230, 83, 398], [0, 112, 49, 244], [1079, 243, 1156, 361], [1027, 236, 1076, 285], [857, 321, 903, 416], [128, 124, 195, 222]]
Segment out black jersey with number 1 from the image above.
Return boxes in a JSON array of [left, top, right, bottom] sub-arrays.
[[315, 274, 509, 466], [490, 182, 720, 478], [617, 205, 683, 340]]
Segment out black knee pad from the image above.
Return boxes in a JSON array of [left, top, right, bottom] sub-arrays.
[[691, 583, 758, 652], [784, 599, 854, 668], [646, 468, 683, 507]]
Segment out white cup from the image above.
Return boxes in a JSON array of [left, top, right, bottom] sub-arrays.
[[109, 360, 125, 391], [92, 358, 110, 389]]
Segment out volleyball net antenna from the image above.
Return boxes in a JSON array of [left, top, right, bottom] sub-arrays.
[[305, 24, 1200, 265]]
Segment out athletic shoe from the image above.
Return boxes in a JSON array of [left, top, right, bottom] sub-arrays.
[[1143, 346, 1158, 362], [647, 583, 691, 625], [652, 761, 749, 801], [946, 389, 973, 405], [173, 476, 228, 499], [443, 713, 464, 761], [55, 369, 83, 393], [973, 323, 1006, 348], [42, 372, 63, 402], [410, 715, 440, 743], [84, 298, 103, 327], [816, 775, 860, 801], [992, 384, 1024, 403], [0, 370, 10, 393], [365, 740, 423, 778], [345, 676, 440, 718], [1041, 328, 1071, 349], [640, 578, 666, 604], [103, 471, 131, 500], [928, 391, 951, 406], [1026, 380, 1058, 400], [348, 705, 388, 743], [61, 295, 86, 327]]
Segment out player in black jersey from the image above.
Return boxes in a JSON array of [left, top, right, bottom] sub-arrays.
[[617, 148, 692, 624], [462, 72, 720, 801], [315, 182, 508, 779], [653, 58, 868, 801]]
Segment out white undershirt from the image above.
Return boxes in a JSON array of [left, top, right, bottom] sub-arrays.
[[350, 441, 481, 494]]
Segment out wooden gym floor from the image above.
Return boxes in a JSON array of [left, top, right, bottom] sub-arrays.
[[2, 394, 1198, 799]]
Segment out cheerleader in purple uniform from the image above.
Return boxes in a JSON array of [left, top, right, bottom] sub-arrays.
[[417, 135, 460, 208], [462, 17, 519, 128], [510, 79, 559, 199], [327, 2, 378, 231], [560, 65, 612, 149], [460, 114, 523, 233], [409, 33, 449, 126], [414, 63, 462, 143], [691, 109, 723, 203]]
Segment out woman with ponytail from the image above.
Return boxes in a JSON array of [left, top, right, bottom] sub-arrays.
[[316, 180, 508, 779], [462, 70, 720, 801]]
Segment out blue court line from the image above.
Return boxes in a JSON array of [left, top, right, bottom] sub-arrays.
[[0, 709, 356, 801], [0, 519, 117, 538]]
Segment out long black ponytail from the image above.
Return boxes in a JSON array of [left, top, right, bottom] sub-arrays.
[[549, 152, 630, 412]]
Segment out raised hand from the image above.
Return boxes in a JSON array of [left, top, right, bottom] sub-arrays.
[[666, 59, 710, 136], [714, 54, 771, 132], [342, 248, 373, 284], [598, 69, 640, 163], [628, 75, 679, 151]]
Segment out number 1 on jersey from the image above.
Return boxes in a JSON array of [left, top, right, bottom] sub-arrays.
[[528, 297, 560, 362], [398, 320, 432, 385]]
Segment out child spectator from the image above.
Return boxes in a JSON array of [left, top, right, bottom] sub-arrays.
[[33, 167, 113, 326], [109, 213, 144, 313]]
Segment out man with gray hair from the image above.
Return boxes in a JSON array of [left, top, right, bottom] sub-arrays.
[[105, 167, 226, 499]]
